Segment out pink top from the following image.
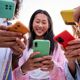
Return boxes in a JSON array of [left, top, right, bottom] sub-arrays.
[[13, 44, 67, 80]]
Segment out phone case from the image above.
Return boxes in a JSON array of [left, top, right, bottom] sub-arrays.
[[53, 30, 75, 48], [0, 0, 16, 19], [7, 21, 29, 34], [33, 40, 50, 58], [60, 10, 75, 25]]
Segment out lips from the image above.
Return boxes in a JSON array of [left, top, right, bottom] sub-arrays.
[[36, 28, 44, 33]]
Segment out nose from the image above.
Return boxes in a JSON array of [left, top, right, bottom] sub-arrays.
[[39, 23, 43, 27]]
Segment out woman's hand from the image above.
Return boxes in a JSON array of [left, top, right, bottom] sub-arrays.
[[11, 36, 27, 55], [64, 39, 80, 76], [21, 52, 44, 73], [65, 39, 80, 61], [0, 25, 23, 47], [40, 56, 53, 71]]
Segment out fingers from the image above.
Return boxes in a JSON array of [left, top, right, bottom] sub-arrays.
[[0, 30, 23, 37], [33, 63, 42, 68], [42, 56, 52, 60], [65, 49, 80, 57], [0, 37, 17, 42], [32, 57, 43, 63], [41, 60, 53, 71], [66, 44, 80, 50], [30, 52, 40, 58], [68, 39, 80, 45], [0, 42, 15, 47], [11, 38, 26, 55], [11, 46, 23, 55], [23, 35, 27, 45], [16, 38, 26, 49]]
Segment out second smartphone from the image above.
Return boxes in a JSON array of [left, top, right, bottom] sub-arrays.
[[33, 40, 50, 58]]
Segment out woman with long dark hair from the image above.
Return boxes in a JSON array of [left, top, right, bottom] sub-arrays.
[[13, 9, 67, 80]]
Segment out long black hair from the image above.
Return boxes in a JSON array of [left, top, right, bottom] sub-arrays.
[[28, 9, 57, 55], [14, 0, 23, 17]]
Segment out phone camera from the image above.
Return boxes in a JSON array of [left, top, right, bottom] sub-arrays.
[[35, 42, 37, 47], [57, 37, 64, 43], [17, 24, 20, 27]]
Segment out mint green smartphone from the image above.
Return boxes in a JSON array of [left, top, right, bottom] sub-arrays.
[[0, 0, 16, 19], [33, 40, 50, 58]]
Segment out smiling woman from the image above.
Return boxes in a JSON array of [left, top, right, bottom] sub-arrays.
[[12, 9, 67, 80], [33, 13, 49, 39]]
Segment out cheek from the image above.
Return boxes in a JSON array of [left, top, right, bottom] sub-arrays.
[[43, 25, 49, 32]]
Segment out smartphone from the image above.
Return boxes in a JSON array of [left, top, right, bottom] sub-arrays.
[[53, 30, 75, 48], [0, 0, 16, 19], [60, 10, 75, 25], [7, 21, 29, 34], [33, 40, 50, 58]]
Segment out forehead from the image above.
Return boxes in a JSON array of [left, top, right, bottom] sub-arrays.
[[34, 13, 48, 20]]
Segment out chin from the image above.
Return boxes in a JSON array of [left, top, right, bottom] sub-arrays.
[[36, 33, 44, 36]]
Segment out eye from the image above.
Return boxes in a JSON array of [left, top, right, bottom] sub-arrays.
[[42, 22, 46, 24], [35, 21, 40, 24]]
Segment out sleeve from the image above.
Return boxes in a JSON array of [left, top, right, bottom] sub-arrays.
[[64, 60, 80, 80], [50, 44, 67, 80], [12, 67, 29, 80], [12, 48, 32, 80], [76, 61, 80, 80]]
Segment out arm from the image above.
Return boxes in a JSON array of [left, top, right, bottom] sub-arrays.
[[64, 39, 80, 80], [50, 44, 67, 80], [65, 60, 80, 80], [12, 51, 43, 80]]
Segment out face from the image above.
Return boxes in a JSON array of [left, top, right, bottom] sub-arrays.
[[33, 13, 49, 38]]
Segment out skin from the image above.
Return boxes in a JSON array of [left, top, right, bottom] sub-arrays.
[[64, 6, 80, 77], [21, 13, 54, 74], [0, 0, 27, 55], [73, 6, 80, 25], [0, 25, 26, 55]]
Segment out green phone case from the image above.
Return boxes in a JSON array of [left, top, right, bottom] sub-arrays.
[[0, 0, 16, 19], [33, 40, 50, 58]]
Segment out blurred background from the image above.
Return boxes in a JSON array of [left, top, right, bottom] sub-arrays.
[[18, 0, 80, 35]]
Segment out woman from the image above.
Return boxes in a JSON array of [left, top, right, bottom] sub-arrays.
[[13, 9, 67, 80]]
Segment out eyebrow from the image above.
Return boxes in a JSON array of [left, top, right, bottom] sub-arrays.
[[35, 19, 47, 21]]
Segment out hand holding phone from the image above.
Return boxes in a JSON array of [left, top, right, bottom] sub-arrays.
[[60, 10, 75, 25], [33, 40, 50, 58], [0, 0, 16, 19], [53, 30, 75, 48], [7, 21, 29, 34]]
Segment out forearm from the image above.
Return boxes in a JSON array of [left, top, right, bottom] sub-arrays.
[[12, 54, 20, 70], [68, 60, 76, 78], [13, 67, 29, 80]]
